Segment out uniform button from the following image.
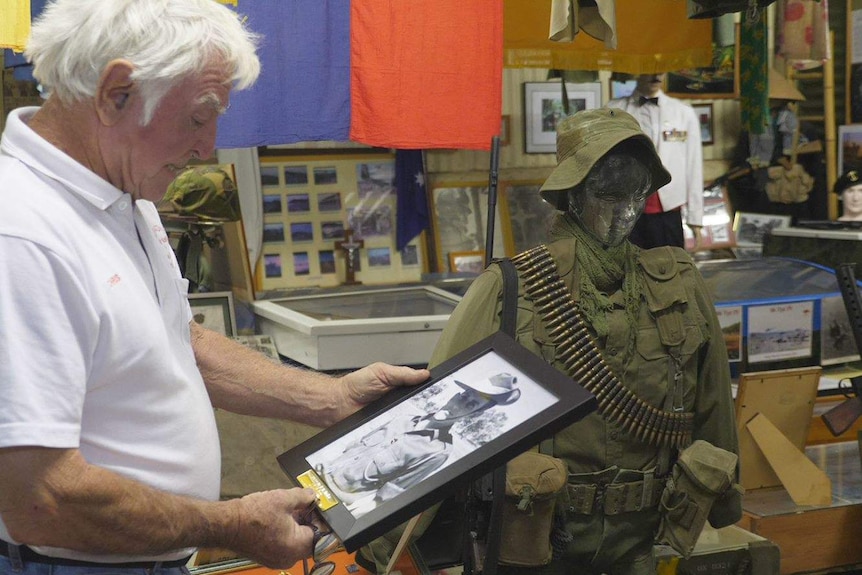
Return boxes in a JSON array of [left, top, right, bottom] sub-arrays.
[[610, 430, 618, 440], [659, 265, 667, 274], [607, 347, 617, 356], [118, 199, 129, 211]]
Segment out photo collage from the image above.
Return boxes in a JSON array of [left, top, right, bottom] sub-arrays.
[[257, 155, 424, 291]]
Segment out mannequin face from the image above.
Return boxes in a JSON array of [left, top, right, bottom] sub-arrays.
[[567, 149, 652, 246], [840, 184, 862, 221]]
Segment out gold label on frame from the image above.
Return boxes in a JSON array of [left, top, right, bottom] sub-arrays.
[[297, 469, 340, 510]]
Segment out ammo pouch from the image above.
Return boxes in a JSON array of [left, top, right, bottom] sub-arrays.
[[656, 440, 738, 558], [499, 451, 567, 566]]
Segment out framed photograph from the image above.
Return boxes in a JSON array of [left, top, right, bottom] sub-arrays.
[[692, 103, 714, 145], [277, 332, 597, 552], [666, 23, 739, 99], [523, 81, 602, 153], [838, 124, 862, 175], [732, 212, 792, 247], [499, 180, 557, 256], [430, 183, 506, 272], [449, 250, 486, 273], [189, 291, 237, 337], [682, 184, 734, 251]]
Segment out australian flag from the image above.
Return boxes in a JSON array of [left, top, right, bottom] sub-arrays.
[[394, 149, 429, 252]]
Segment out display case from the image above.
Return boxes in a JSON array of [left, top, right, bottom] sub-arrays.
[[698, 257, 860, 374], [252, 285, 462, 370]]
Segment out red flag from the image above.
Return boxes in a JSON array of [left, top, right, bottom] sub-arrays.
[[350, 0, 503, 151]]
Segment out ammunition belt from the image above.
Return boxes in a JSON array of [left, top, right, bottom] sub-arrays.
[[511, 245, 693, 449]]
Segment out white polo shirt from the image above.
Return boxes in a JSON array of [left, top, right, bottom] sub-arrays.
[[0, 107, 220, 562]]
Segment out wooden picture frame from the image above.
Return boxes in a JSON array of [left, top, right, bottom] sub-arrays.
[[189, 291, 237, 337], [498, 180, 557, 256], [608, 78, 637, 99], [666, 23, 740, 99], [255, 153, 426, 291], [277, 332, 597, 552], [430, 183, 506, 272], [734, 367, 821, 490], [692, 103, 714, 145], [522, 81, 602, 153]]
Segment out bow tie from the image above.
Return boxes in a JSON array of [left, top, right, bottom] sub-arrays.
[[639, 96, 659, 106]]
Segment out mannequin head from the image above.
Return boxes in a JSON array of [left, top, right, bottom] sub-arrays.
[[567, 142, 653, 246], [635, 74, 665, 97], [539, 108, 670, 244], [835, 170, 862, 221]]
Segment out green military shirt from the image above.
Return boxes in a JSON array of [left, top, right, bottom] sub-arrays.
[[429, 232, 741, 567]]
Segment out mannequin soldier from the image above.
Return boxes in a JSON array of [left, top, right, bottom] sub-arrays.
[[403, 108, 741, 575]]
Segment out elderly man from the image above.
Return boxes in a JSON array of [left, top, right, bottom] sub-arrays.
[[0, 1, 428, 572]]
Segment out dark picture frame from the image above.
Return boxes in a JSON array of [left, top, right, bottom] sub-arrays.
[[189, 291, 237, 337], [666, 23, 740, 99], [692, 103, 714, 145], [277, 332, 596, 552]]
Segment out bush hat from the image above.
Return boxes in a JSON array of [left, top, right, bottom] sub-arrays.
[[454, 372, 520, 405], [834, 170, 862, 195], [539, 108, 672, 210]]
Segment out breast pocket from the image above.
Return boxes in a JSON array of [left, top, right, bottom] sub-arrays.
[[635, 323, 705, 408]]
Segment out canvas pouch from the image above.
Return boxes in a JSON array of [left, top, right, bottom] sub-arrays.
[[498, 451, 568, 566], [656, 440, 738, 559]]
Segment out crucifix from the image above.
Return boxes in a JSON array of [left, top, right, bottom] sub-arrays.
[[335, 229, 364, 285]]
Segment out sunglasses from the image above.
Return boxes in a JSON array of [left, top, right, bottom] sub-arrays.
[[298, 504, 345, 575]]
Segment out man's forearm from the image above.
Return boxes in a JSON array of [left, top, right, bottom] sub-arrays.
[[191, 321, 342, 426], [0, 447, 238, 555]]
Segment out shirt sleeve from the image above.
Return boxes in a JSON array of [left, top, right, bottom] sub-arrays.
[[0, 236, 93, 448]]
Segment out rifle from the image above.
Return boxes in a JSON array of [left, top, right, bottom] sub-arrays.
[[821, 263, 862, 436]]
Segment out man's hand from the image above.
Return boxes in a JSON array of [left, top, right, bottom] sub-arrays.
[[338, 363, 430, 415], [226, 488, 319, 568]]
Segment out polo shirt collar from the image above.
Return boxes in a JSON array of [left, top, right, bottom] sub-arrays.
[[1, 106, 125, 211]]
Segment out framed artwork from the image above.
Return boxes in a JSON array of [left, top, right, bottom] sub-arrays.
[[732, 212, 792, 247], [430, 183, 506, 272], [189, 291, 237, 337], [838, 124, 862, 174], [683, 183, 734, 251], [255, 153, 426, 290], [499, 180, 557, 256], [692, 103, 714, 145], [449, 250, 486, 273], [276, 332, 597, 552], [666, 24, 740, 99], [522, 81, 602, 153]]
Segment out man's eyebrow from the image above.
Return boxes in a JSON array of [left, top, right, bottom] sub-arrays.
[[196, 92, 229, 115]]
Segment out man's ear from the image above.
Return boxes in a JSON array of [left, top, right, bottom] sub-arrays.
[[95, 59, 136, 126]]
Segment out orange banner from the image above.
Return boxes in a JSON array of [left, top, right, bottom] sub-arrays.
[[504, 0, 713, 74]]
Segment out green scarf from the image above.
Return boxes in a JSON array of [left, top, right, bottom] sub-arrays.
[[549, 214, 642, 354]]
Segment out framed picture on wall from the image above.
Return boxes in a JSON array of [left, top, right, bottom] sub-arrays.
[[692, 103, 714, 145], [838, 124, 862, 174], [430, 183, 506, 272], [667, 24, 739, 99], [522, 81, 602, 153], [189, 291, 237, 337], [449, 250, 486, 273]]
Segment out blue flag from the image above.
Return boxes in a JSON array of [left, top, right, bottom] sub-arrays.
[[217, 1, 350, 149], [394, 149, 428, 251]]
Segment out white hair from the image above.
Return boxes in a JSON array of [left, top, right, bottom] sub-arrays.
[[26, 0, 261, 124]]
